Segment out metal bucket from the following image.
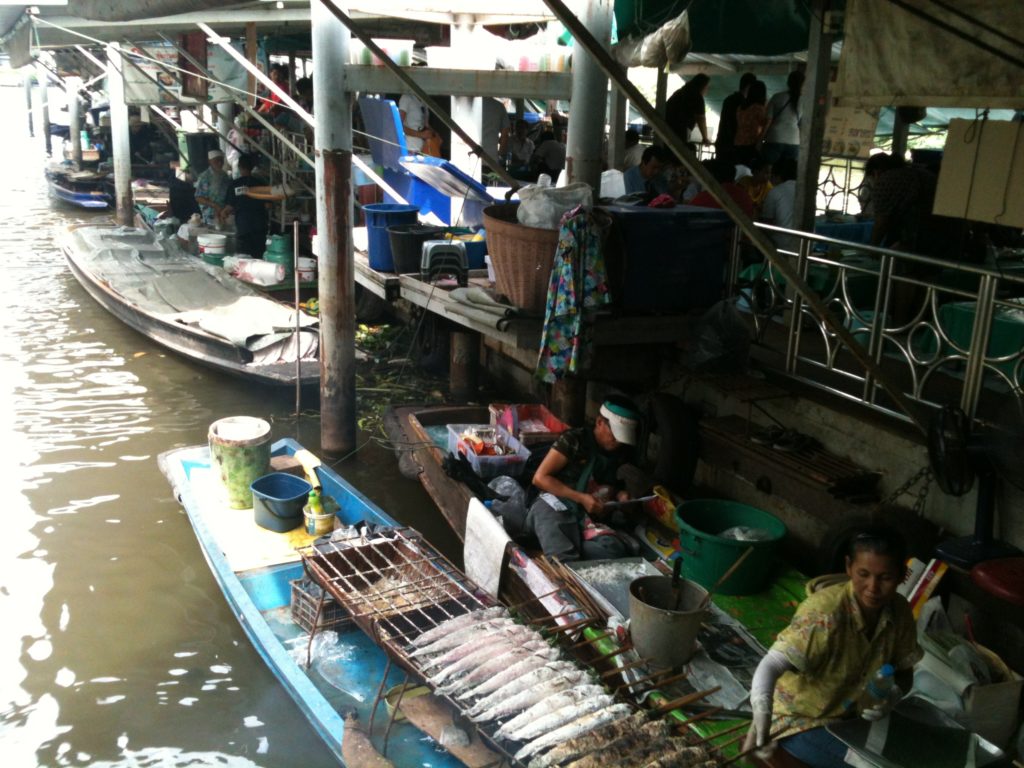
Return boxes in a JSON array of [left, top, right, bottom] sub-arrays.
[[628, 575, 709, 669], [208, 416, 272, 509]]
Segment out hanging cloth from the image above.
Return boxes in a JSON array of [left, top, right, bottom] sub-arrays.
[[536, 206, 611, 383]]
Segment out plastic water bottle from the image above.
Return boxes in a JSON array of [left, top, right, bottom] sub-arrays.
[[308, 487, 324, 515], [858, 663, 895, 714]]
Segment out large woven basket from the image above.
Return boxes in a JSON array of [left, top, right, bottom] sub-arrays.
[[482, 203, 559, 315]]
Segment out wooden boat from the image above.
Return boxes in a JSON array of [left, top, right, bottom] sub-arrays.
[[61, 224, 321, 387], [46, 167, 112, 209], [158, 438, 474, 767]]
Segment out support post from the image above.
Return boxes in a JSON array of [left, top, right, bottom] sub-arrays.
[[246, 22, 257, 109], [312, 0, 355, 455], [449, 331, 480, 403], [450, 14, 481, 223], [217, 101, 233, 156], [565, 0, 613, 189], [551, 378, 586, 427], [68, 76, 83, 167], [607, 82, 626, 170], [24, 72, 34, 137], [892, 110, 911, 160], [794, 0, 835, 231], [106, 43, 133, 226], [37, 63, 52, 157]]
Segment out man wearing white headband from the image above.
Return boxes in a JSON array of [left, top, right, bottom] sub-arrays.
[[508, 396, 641, 561]]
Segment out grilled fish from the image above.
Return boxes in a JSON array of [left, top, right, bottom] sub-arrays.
[[564, 721, 677, 768], [528, 711, 648, 768], [501, 694, 616, 743], [514, 703, 633, 761], [423, 624, 536, 672], [407, 606, 507, 648], [471, 671, 594, 723], [437, 643, 560, 695], [408, 618, 516, 658], [456, 654, 556, 701], [492, 685, 610, 740], [467, 662, 580, 717]]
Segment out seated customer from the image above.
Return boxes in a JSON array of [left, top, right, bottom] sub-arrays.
[[688, 158, 755, 219], [623, 145, 672, 196], [744, 526, 921, 768], [503, 398, 643, 562]]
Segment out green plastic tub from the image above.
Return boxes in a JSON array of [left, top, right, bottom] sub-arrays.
[[674, 500, 786, 596]]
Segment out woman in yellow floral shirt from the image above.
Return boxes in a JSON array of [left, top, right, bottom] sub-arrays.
[[744, 527, 922, 767]]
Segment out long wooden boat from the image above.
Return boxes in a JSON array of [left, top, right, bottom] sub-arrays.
[[46, 167, 112, 209], [61, 224, 321, 387], [158, 438, 472, 767]]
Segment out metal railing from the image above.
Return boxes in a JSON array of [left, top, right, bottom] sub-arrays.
[[729, 226, 1024, 422]]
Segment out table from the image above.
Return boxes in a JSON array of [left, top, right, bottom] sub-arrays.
[[814, 218, 874, 245], [936, 299, 1024, 379]]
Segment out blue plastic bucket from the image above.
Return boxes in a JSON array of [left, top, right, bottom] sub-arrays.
[[250, 472, 312, 532], [364, 203, 419, 272]]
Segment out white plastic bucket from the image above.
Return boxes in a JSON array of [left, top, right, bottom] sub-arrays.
[[197, 233, 228, 255], [297, 268, 316, 282], [297, 256, 316, 270]]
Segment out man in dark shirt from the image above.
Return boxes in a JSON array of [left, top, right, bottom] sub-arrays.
[[224, 154, 270, 258], [716, 72, 756, 165]]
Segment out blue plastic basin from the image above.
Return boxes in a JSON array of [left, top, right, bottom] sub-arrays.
[[250, 472, 312, 532]]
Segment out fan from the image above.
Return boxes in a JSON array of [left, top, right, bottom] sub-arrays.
[[928, 401, 1024, 569]]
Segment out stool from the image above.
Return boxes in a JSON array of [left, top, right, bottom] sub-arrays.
[[970, 557, 1024, 607]]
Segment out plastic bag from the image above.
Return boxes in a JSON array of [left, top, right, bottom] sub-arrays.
[[719, 525, 772, 542], [686, 299, 751, 374], [487, 475, 527, 533], [517, 182, 593, 230]]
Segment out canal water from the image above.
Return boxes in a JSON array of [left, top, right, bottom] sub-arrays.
[[0, 84, 457, 766]]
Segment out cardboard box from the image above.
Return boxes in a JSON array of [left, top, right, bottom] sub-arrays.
[[964, 673, 1023, 749]]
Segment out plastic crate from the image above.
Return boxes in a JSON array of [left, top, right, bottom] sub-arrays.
[[290, 579, 347, 633], [446, 423, 531, 479], [488, 403, 569, 446]]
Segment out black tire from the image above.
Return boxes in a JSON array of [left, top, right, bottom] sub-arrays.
[[644, 393, 700, 493], [355, 284, 389, 323], [411, 313, 450, 376]]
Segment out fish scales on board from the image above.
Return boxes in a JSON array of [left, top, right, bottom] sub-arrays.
[[407, 606, 508, 648], [437, 644, 560, 696], [408, 617, 515, 657], [514, 703, 633, 761], [528, 710, 649, 768], [492, 685, 609, 741], [471, 670, 591, 723], [501, 694, 615, 743]]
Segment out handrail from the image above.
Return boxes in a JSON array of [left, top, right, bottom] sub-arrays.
[[730, 223, 1024, 423]]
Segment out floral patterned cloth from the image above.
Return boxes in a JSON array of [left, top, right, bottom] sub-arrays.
[[195, 167, 231, 226], [770, 580, 922, 738], [536, 206, 610, 383]]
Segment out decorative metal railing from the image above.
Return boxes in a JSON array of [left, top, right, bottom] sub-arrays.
[[729, 226, 1024, 422]]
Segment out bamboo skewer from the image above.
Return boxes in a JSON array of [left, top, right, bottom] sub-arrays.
[[688, 719, 750, 747], [590, 644, 633, 665], [599, 657, 649, 679], [719, 726, 791, 766], [540, 616, 597, 636], [697, 546, 755, 611], [673, 705, 725, 731], [506, 588, 561, 611], [650, 686, 720, 716], [569, 632, 614, 649], [615, 666, 675, 691]]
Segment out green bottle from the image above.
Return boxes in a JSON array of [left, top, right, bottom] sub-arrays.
[[308, 487, 324, 515]]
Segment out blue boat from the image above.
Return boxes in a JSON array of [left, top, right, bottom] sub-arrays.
[[46, 167, 112, 209], [158, 438, 474, 767]]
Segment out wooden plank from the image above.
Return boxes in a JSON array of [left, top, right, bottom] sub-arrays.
[[354, 250, 400, 301]]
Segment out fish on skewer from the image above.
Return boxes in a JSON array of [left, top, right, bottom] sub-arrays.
[[492, 685, 610, 740], [564, 729, 691, 768], [467, 663, 581, 717], [424, 628, 539, 681], [641, 749, 714, 768], [500, 694, 615, 743], [456, 654, 558, 701], [407, 606, 508, 648], [408, 618, 516, 658], [514, 703, 633, 762], [470, 670, 592, 722], [528, 711, 649, 768], [436, 644, 562, 696], [423, 625, 539, 671]]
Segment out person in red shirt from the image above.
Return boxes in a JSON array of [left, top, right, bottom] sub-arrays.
[[688, 158, 755, 219], [258, 64, 290, 117]]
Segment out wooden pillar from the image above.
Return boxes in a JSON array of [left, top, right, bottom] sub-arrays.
[[37, 64, 52, 157], [24, 72, 34, 137], [246, 22, 258, 109], [607, 81, 626, 170], [106, 44, 133, 226], [565, 0, 613, 190], [550, 378, 586, 427], [892, 109, 912, 160], [68, 77, 83, 167], [449, 331, 480, 402], [794, 0, 836, 231], [450, 15, 480, 222], [312, 0, 355, 455]]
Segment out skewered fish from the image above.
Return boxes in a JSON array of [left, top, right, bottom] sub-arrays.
[[492, 685, 610, 740], [407, 606, 507, 648], [500, 694, 615, 743], [528, 711, 649, 768], [437, 644, 561, 696], [424, 626, 538, 677], [408, 618, 515, 658], [456, 654, 558, 701], [467, 662, 580, 717], [471, 670, 592, 722], [514, 703, 633, 761], [640, 749, 714, 768], [562, 718, 674, 768]]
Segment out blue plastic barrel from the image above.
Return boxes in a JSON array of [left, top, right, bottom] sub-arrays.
[[364, 203, 419, 271]]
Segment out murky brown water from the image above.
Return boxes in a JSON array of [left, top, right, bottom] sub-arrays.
[[0, 84, 457, 766]]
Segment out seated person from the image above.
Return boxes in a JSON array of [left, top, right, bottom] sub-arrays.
[[762, 157, 798, 252], [688, 158, 755, 219], [738, 156, 774, 218], [507, 118, 535, 178], [622, 145, 673, 196], [530, 130, 567, 181], [503, 397, 643, 562], [163, 163, 200, 222], [744, 526, 921, 768]]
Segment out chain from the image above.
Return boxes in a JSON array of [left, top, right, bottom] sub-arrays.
[[875, 465, 933, 516]]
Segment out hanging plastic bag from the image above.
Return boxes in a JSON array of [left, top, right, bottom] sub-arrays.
[[686, 299, 751, 374], [517, 182, 594, 230]]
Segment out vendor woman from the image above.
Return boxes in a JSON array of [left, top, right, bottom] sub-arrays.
[[744, 526, 922, 768], [508, 397, 642, 562]]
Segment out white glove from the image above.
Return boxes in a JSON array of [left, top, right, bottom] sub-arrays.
[[861, 684, 902, 721], [743, 692, 775, 756]]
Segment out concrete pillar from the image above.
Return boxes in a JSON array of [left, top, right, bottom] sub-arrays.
[[24, 72, 34, 137], [450, 14, 481, 223], [565, 0, 613, 190], [892, 109, 913, 160], [449, 331, 480, 402], [217, 102, 233, 158], [312, 0, 355, 455], [68, 76, 83, 167], [607, 82, 626, 170], [37, 64, 52, 157], [794, 0, 836, 231], [106, 44, 133, 226]]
